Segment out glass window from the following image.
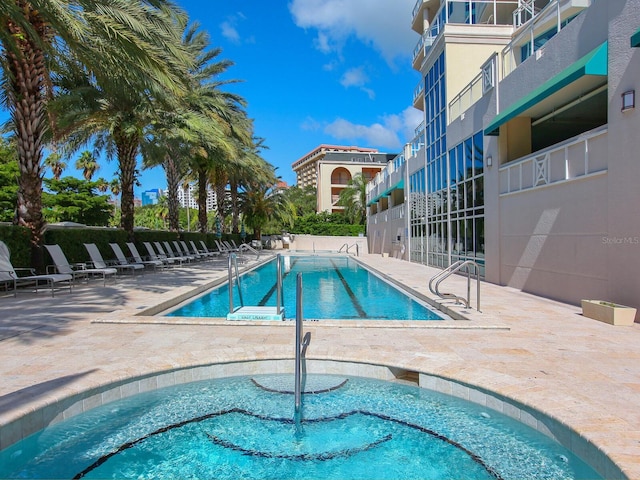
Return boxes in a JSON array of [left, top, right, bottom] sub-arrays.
[[473, 131, 483, 176]]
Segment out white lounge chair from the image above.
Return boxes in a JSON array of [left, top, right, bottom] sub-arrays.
[[215, 240, 232, 255], [126, 242, 164, 271], [157, 241, 190, 263], [0, 241, 72, 297], [172, 240, 199, 261], [190, 240, 218, 259], [144, 242, 181, 267], [44, 244, 117, 286], [84, 243, 138, 276], [109, 243, 145, 274], [200, 241, 221, 257]]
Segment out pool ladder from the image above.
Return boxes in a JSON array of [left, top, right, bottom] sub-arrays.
[[228, 253, 244, 312], [428, 260, 481, 312], [338, 243, 360, 256], [294, 272, 311, 413]]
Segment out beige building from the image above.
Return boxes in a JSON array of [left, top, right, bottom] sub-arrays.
[[292, 145, 395, 213]]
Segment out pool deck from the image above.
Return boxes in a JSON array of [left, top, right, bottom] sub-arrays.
[[1, 251, 639, 478]]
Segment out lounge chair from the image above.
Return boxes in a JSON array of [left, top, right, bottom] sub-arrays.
[[84, 243, 137, 276], [0, 241, 72, 297], [145, 242, 181, 267], [224, 240, 239, 252], [173, 241, 200, 261], [190, 240, 218, 259], [109, 243, 145, 274], [160, 241, 192, 263], [45, 244, 117, 286], [200, 241, 221, 257], [126, 242, 164, 271], [215, 240, 232, 255]]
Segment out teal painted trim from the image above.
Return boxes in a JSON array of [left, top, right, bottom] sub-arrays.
[[632, 27, 640, 47], [484, 42, 608, 136]]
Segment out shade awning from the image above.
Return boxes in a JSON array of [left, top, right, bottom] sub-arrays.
[[484, 42, 608, 136], [632, 27, 640, 48], [367, 179, 404, 205]]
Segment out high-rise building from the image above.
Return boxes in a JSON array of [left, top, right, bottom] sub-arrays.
[[177, 183, 217, 211], [141, 189, 163, 206], [367, 0, 640, 310]]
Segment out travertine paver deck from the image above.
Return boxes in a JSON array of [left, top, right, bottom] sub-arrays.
[[0, 252, 639, 478]]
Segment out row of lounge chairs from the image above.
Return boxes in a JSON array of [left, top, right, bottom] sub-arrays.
[[0, 240, 226, 297]]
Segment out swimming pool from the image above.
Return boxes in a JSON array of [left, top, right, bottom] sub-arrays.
[[166, 255, 444, 320], [0, 374, 601, 479]]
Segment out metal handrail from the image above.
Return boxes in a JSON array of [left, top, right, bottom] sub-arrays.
[[227, 253, 244, 314], [338, 243, 360, 256], [294, 273, 311, 414], [429, 260, 481, 311], [238, 243, 260, 260], [276, 254, 283, 315]]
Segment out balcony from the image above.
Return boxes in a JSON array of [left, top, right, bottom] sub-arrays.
[[413, 82, 425, 111]]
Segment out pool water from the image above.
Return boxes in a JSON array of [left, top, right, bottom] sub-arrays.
[[167, 255, 444, 320], [0, 375, 601, 479]]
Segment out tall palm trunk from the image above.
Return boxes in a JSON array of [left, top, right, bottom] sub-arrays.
[[163, 154, 180, 231], [6, 6, 49, 266], [114, 127, 140, 240], [197, 167, 208, 233], [230, 180, 239, 234]]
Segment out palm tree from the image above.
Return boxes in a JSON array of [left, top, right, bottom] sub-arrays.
[[95, 177, 109, 193], [242, 170, 295, 241], [337, 173, 368, 225], [0, 0, 193, 256], [110, 178, 121, 219], [75, 151, 98, 181], [44, 153, 66, 180]]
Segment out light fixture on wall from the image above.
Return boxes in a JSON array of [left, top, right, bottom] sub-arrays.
[[486, 155, 492, 167], [622, 90, 635, 112]]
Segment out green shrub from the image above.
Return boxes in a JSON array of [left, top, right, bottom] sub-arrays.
[[0, 225, 32, 267]]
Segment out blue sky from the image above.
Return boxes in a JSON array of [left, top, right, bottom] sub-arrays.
[[5, 0, 422, 196]]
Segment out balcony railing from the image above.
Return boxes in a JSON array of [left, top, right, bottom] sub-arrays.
[[501, 0, 590, 78], [499, 126, 607, 195]]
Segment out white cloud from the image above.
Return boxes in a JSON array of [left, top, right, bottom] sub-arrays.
[[340, 67, 368, 88], [220, 20, 241, 44], [322, 107, 422, 150], [339, 67, 375, 99], [220, 13, 254, 45], [289, 0, 417, 65]]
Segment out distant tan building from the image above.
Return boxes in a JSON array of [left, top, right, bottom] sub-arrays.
[[292, 145, 395, 213]]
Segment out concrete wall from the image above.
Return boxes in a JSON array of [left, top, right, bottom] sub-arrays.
[[287, 235, 369, 254]]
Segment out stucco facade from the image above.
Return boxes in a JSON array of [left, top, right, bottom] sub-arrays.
[[367, 0, 640, 312]]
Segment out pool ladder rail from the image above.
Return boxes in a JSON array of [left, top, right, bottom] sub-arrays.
[[338, 243, 360, 256], [294, 272, 311, 413], [428, 260, 481, 312], [226, 253, 285, 321]]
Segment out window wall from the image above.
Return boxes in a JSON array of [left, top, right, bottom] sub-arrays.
[[448, 131, 485, 274], [425, 52, 448, 268]]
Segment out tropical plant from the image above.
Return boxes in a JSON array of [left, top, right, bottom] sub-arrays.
[[337, 173, 368, 225], [95, 177, 109, 193], [0, 0, 194, 256], [42, 177, 112, 226], [285, 185, 318, 216], [44, 153, 67, 180], [0, 137, 19, 222], [74, 150, 98, 181], [242, 174, 296, 241]]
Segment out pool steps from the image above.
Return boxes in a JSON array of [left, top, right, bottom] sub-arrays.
[[226, 306, 285, 321]]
